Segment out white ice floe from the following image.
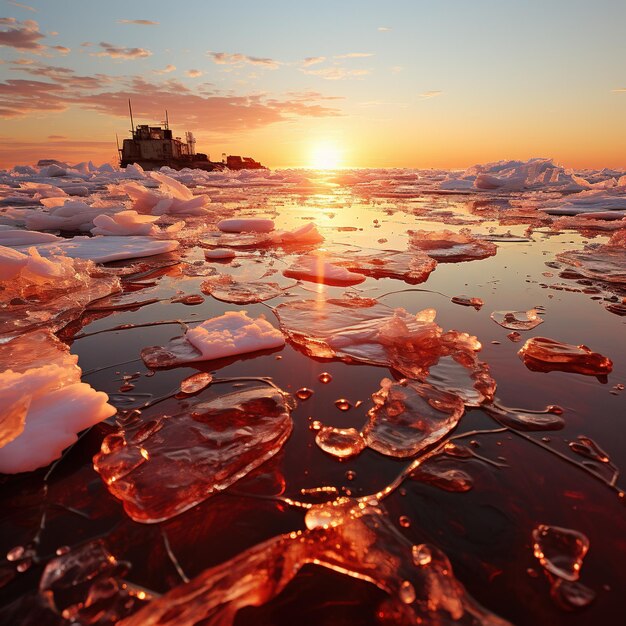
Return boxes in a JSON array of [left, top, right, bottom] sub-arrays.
[[217, 218, 275, 233], [141, 311, 285, 368], [16, 236, 179, 263], [538, 189, 626, 216], [204, 248, 236, 260], [0, 331, 116, 474], [114, 171, 211, 215], [270, 222, 324, 246], [91, 210, 159, 236], [25, 199, 126, 232], [186, 311, 286, 360]]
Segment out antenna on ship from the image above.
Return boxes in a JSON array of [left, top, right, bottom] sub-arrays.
[[128, 99, 135, 135], [165, 109, 169, 130]]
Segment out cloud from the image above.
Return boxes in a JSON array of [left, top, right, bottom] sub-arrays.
[[0, 71, 342, 132], [208, 51, 280, 70], [378, 26, 392, 32], [51, 45, 70, 55], [419, 90, 443, 99], [93, 42, 152, 59], [185, 69, 202, 78], [302, 56, 326, 67], [48, 134, 66, 139], [334, 52, 374, 59], [0, 17, 46, 50], [153, 64, 176, 74], [301, 66, 370, 81], [8, 1, 36, 12], [612, 88, 626, 93], [117, 19, 159, 26]]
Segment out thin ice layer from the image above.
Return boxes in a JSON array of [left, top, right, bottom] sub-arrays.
[[274, 298, 495, 403], [201, 274, 293, 304], [0, 246, 120, 337], [556, 230, 626, 284], [409, 229, 497, 262], [15, 236, 179, 263], [141, 311, 285, 368], [490, 309, 544, 331], [119, 500, 511, 626], [94, 386, 294, 523], [363, 378, 465, 458], [0, 331, 116, 474]]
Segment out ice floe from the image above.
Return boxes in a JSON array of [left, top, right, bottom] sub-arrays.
[[0, 331, 116, 474]]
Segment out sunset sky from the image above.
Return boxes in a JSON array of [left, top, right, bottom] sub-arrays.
[[0, 0, 624, 169]]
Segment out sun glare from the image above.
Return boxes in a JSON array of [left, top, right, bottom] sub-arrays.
[[309, 141, 343, 169]]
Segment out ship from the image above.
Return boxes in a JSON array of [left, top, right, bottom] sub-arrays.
[[118, 101, 266, 172]]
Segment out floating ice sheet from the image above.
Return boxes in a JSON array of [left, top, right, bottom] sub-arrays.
[[490, 309, 544, 331], [94, 385, 294, 522], [201, 273, 293, 304], [284, 253, 366, 286], [274, 298, 495, 404], [409, 229, 497, 262], [141, 311, 285, 368]]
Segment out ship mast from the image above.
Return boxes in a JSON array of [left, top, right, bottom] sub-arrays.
[[128, 99, 135, 136]]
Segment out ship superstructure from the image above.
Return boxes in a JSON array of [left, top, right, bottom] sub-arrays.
[[119, 102, 265, 171]]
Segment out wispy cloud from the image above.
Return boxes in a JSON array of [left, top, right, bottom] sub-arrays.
[[8, 1, 36, 11], [153, 64, 176, 74], [334, 52, 374, 59], [378, 26, 392, 32], [208, 51, 280, 69], [419, 90, 443, 99], [93, 42, 152, 59], [611, 88, 626, 93], [117, 19, 159, 26], [48, 134, 66, 139], [185, 69, 202, 78], [0, 17, 46, 51], [301, 66, 370, 81], [51, 45, 70, 55], [302, 56, 326, 67]]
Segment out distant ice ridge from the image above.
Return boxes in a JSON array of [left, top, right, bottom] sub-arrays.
[[439, 158, 626, 193]]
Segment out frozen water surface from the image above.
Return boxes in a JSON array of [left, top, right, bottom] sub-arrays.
[[0, 161, 625, 625]]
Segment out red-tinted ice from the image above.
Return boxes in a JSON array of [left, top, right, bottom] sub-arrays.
[[93, 385, 294, 523]]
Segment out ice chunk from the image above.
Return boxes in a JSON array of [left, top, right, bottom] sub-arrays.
[[409, 229, 497, 262], [94, 386, 294, 522], [0, 331, 116, 474], [205, 222, 324, 249], [141, 311, 285, 368], [115, 172, 210, 215], [17, 236, 179, 263], [532, 525, 589, 582], [315, 426, 365, 459], [518, 337, 613, 376], [201, 274, 291, 304], [91, 210, 159, 236], [274, 298, 495, 403], [39, 540, 147, 624], [284, 253, 366, 285], [490, 309, 543, 330], [119, 500, 511, 625], [0, 246, 120, 337], [539, 189, 626, 215], [556, 230, 626, 284], [362, 378, 465, 458], [217, 218, 275, 233]]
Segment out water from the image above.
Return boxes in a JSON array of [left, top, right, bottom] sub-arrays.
[[1, 169, 625, 625]]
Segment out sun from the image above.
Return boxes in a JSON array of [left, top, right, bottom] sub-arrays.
[[309, 141, 343, 169]]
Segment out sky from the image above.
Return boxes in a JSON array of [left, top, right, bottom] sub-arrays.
[[0, 0, 624, 169]]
